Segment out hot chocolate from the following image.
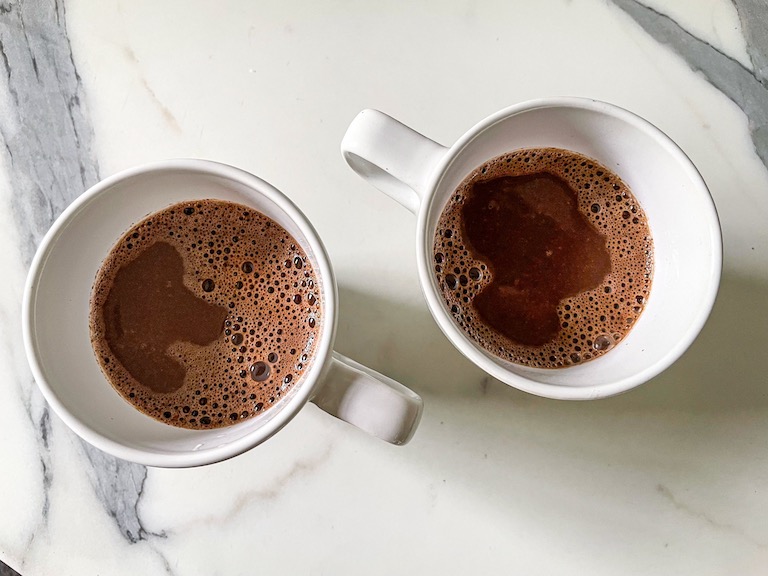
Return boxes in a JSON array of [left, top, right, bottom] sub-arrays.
[[89, 199, 322, 429], [433, 147, 653, 368]]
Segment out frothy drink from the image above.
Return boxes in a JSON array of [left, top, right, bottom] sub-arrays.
[[89, 199, 322, 429], [433, 147, 653, 368]]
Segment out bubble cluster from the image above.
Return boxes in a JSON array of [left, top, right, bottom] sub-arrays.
[[433, 147, 653, 368], [89, 199, 322, 429]]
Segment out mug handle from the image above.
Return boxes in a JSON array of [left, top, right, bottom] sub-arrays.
[[311, 352, 423, 445], [341, 109, 448, 214]]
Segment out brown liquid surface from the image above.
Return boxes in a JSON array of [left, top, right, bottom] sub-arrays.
[[433, 148, 653, 368], [89, 199, 322, 429]]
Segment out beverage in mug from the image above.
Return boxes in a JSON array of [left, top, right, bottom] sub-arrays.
[[24, 160, 423, 467], [432, 147, 653, 368], [341, 99, 721, 399], [89, 199, 323, 429]]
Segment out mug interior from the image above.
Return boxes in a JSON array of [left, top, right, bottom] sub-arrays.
[[420, 100, 722, 399], [23, 160, 336, 466]]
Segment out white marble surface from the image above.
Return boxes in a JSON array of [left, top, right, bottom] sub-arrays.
[[1, 0, 767, 574]]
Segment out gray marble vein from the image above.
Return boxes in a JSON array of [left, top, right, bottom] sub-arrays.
[[656, 484, 767, 550], [733, 0, 768, 84], [0, 560, 21, 576], [612, 0, 768, 170], [0, 0, 149, 550]]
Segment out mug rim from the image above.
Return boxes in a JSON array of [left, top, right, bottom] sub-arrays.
[[415, 97, 723, 399], [22, 159, 338, 466]]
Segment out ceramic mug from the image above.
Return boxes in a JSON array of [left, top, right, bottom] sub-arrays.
[[341, 97, 722, 400], [22, 160, 423, 467]]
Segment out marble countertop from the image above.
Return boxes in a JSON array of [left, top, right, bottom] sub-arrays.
[[2, 0, 767, 574]]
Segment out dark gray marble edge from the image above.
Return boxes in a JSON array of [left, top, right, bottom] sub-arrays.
[[612, 0, 768, 170], [0, 560, 21, 576], [0, 0, 155, 571]]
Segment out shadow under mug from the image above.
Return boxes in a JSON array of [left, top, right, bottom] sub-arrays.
[[22, 160, 423, 467], [341, 97, 722, 400]]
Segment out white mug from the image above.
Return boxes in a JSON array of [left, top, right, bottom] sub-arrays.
[[341, 97, 722, 400], [22, 160, 423, 467]]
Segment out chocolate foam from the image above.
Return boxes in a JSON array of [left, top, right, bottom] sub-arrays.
[[433, 147, 653, 368], [89, 199, 322, 429]]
